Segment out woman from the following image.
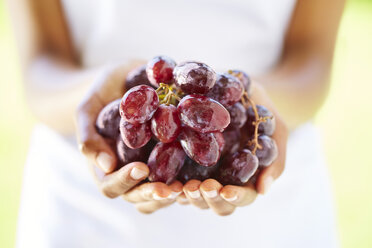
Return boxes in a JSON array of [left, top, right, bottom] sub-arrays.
[[9, 0, 344, 247]]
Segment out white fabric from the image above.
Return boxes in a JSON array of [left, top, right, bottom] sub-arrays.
[[17, 0, 339, 247], [61, 0, 296, 74]]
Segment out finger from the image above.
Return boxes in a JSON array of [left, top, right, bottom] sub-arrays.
[[200, 179, 235, 216], [183, 180, 209, 209], [130, 181, 183, 214], [135, 199, 174, 214], [220, 184, 257, 207], [122, 181, 178, 203], [95, 162, 149, 198], [176, 193, 190, 205], [168, 180, 184, 198]]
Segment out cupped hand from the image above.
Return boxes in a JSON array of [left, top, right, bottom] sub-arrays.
[[75, 61, 181, 214], [182, 81, 288, 216]]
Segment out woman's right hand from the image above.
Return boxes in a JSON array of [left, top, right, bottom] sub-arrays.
[[75, 62, 183, 214]]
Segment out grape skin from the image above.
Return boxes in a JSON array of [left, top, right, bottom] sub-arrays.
[[119, 119, 152, 149], [96, 99, 121, 139], [214, 131, 225, 154], [248, 135, 278, 167], [246, 105, 276, 136], [228, 69, 252, 95], [218, 149, 259, 186], [177, 95, 230, 133], [116, 137, 156, 166], [179, 128, 221, 167], [207, 73, 244, 107], [120, 85, 159, 124], [147, 141, 186, 185], [227, 102, 247, 128], [222, 126, 241, 155], [177, 157, 220, 184], [125, 65, 153, 90], [146, 56, 176, 87], [151, 104, 182, 143], [173, 61, 216, 94]]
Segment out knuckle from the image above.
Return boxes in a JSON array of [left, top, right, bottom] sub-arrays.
[[78, 139, 95, 156], [78, 141, 89, 154], [117, 179, 132, 193], [100, 185, 116, 199]]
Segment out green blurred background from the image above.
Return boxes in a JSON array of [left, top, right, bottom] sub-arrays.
[[0, 0, 371, 247]]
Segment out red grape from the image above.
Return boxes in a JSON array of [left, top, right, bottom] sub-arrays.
[[119, 119, 151, 149], [239, 119, 254, 148], [177, 95, 230, 133], [151, 104, 182, 143], [120, 85, 159, 124], [218, 149, 259, 186], [146, 56, 176, 87], [173, 61, 216, 94], [227, 102, 247, 128], [116, 137, 156, 165], [179, 128, 221, 167], [147, 141, 186, 184], [96, 99, 121, 139], [247, 167, 261, 185], [214, 131, 225, 153], [207, 73, 244, 107], [222, 127, 241, 155], [125, 65, 152, 90], [228, 69, 252, 95], [248, 135, 278, 167], [177, 157, 220, 184], [246, 105, 276, 136]]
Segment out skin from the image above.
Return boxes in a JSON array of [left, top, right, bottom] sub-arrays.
[[7, 0, 345, 215]]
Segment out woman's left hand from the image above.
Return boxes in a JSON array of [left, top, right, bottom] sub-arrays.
[[181, 81, 289, 216]]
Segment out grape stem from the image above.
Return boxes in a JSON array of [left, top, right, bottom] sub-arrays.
[[228, 69, 242, 80], [156, 83, 181, 105], [241, 91, 272, 155]]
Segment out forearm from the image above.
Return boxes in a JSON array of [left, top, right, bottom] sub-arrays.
[[256, 47, 332, 129], [25, 54, 101, 135]]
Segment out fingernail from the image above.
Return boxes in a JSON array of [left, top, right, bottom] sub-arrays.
[[153, 193, 174, 201], [168, 191, 182, 199], [187, 190, 201, 199], [97, 152, 114, 173], [130, 167, 147, 180], [178, 197, 189, 204], [202, 190, 218, 198], [263, 176, 274, 194], [153, 193, 166, 200], [221, 194, 238, 202]]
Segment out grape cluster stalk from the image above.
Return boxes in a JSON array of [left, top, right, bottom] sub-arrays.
[[240, 91, 273, 155], [155, 83, 181, 106]]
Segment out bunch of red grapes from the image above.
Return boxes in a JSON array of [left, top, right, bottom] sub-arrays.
[[96, 56, 278, 186]]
